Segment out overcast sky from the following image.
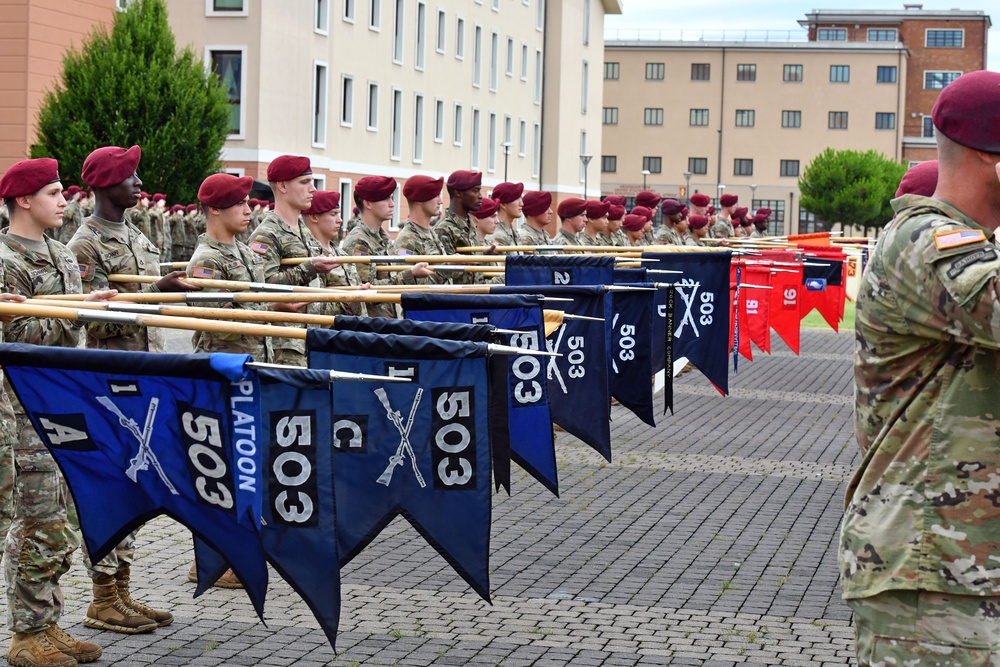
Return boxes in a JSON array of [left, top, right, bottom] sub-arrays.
[[606, 1, 998, 71]]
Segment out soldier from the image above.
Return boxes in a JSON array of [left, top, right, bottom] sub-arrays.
[[68, 144, 192, 635], [302, 190, 367, 318], [741, 215, 758, 237], [129, 191, 151, 241], [247, 155, 342, 366], [491, 181, 523, 248], [471, 197, 500, 243], [717, 193, 739, 226], [433, 170, 483, 256], [394, 175, 451, 286], [633, 191, 661, 243], [342, 200, 363, 239], [80, 189, 94, 218], [0, 157, 115, 666], [579, 200, 610, 246], [58, 185, 83, 244], [518, 191, 553, 247], [654, 199, 687, 245], [341, 176, 432, 318], [148, 193, 170, 262], [605, 204, 627, 246], [688, 214, 711, 246], [552, 198, 587, 246], [169, 204, 186, 260], [844, 70, 1000, 665], [621, 214, 648, 247]]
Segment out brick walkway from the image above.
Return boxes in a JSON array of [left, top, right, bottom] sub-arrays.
[[3, 328, 859, 666]]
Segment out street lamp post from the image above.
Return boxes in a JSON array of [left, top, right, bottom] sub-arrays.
[[682, 171, 693, 203], [641, 169, 650, 190], [717, 184, 726, 207], [502, 142, 512, 182], [580, 154, 593, 199], [750, 184, 758, 208]]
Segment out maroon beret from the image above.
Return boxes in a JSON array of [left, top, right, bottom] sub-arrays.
[[185, 204, 197, 213], [471, 197, 500, 219], [81, 145, 140, 188], [689, 193, 711, 207], [198, 173, 253, 208], [356, 175, 398, 202], [0, 158, 60, 199], [630, 205, 653, 222], [733, 206, 749, 219], [248, 198, 259, 208], [622, 214, 646, 232], [268, 201, 275, 210], [604, 195, 627, 207], [635, 191, 661, 208], [522, 191, 552, 217], [608, 204, 625, 220], [303, 190, 342, 216], [931, 70, 1000, 153], [731, 216, 742, 227], [681, 206, 689, 218], [170, 204, 184, 213], [719, 193, 739, 207], [755, 207, 771, 217], [152, 193, 166, 203], [65, 185, 82, 198], [492, 182, 524, 203], [447, 170, 482, 190], [267, 155, 312, 182], [402, 175, 443, 203], [585, 200, 610, 219], [661, 199, 684, 215], [895, 160, 939, 198], [557, 198, 587, 219], [688, 214, 709, 230], [708, 206, 716, 215], [750, 214, 767, 225], [139, 191, 150, 199]]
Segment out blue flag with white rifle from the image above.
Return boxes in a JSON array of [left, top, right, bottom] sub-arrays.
[[306, 329, 496, 602], [609, 284, 657, 427], [0, 344, 269, 620], [401, 293, 557, 496]]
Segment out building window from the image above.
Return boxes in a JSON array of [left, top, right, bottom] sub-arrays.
[[645, 63, 665, 80], [799, 209, 823, 234], [433, 98, 444, 143], [340, 74, 353, 127], [581, 61, 589, 113], [603, 107, 618, 125], [829, 111, 849, 129], [489, 31, 499, 91], [926, 29, 963, 47], [736, 64, 756, 81], [583, 0, 590, 44], [487, 113, 497, 172], [691, 63, 710, 81], [604, 62, 620, 80], [453, 103, 463, 145], [925, 71, 962, 89], [877, 65, 897, 83], [506, 37, 514, 76], [531, 122, 540, 177], [579, 131, 587, 183], [413, 93, 424, 162], [780, 160, 800, 177], [783, 64, 803, 82], [781, 110, 801, 128], [601, 156, 617, 173], [312, 62, 328, 146], [642, 156, 662, 174], [644, 108, 663, 126], [689, 108, 709, 126], [535, 0, 544, 31], [316, 0, 329, 32], [473, 26, 483, 87], [390, 88, 403, 159], [521, 43, 528, 80], [923, 116, 935, 138], [867, 28, 896, 41], [436, 9, 446, 52], [392, 0, 404, 63], [455, 17, 465, 58], [875, 112, 895, 130], [688, 157, 707, 175], [735, 109, 755, 127], [471, 108, 481, 169], [367, 81, 379, 131], [341, 0, 353, 23], [830, 65, 850, 83], [339, 179, 352, 220], [757, 199, 785, 235], [733, 159, 753, 176], [503, 114, 512, 148], [369, 0, 380, 30], [415, 1, 426, 70], [518, 119, 526, 156], [492, 0, 499, 10], [208, 49, 244, 137], [534, 49, 542, 104], [817, 28, 846, 41], [208, 0, 245, 13]]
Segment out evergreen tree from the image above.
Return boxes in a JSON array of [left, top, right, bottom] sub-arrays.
[[31, 0, 230, 203]]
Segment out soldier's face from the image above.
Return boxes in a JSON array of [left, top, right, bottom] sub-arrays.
[[102, 172, 143, 209], [218, 198, 251, 235], [316, 208, 342, 236], [460, 187, 482, 211], [693, 226, 707, 238], [368, 197, 393, 222], [475, 214, 498, 236], [421, 195, 442, 218], [589, 215, 608, 233], [283, 175, 315, 211], [608, 218, 622, 233], [568, 213, 586, 233], [501, 198, 523, 218], [19, 182, 66, 230], [675, 218, 689, 234]]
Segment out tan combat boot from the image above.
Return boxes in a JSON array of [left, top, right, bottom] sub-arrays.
[[42, 625, 101, 664], [83, 573, 157, 634], [115, 566, 173, 627], [6, 630, 76, 667]]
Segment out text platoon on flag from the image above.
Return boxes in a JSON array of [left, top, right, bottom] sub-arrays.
[[0, 343, 270, 620], [400, 294, 557, 495], [306, 329, 497, 602]]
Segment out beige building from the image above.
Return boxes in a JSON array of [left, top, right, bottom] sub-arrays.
[[165, 0, 621, 232], [601, 39, 907, 235]]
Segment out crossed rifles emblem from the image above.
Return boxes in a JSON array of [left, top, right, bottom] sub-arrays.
[[97, 395, 180, 496]]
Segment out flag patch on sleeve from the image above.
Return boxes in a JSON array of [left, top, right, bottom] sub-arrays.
[[79, 263, 95, 280], [190, 266, 215, 279], [249, 241, 270, 254], [934, 229, 986, 250]]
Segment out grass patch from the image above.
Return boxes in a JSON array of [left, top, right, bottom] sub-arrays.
[[800, 299, 855, 331]]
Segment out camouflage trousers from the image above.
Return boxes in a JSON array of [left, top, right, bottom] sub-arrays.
[[849, 590, 1000, 666], [4, 447, 80, 633], [81, 531, 137, 578], [271, 333, 307, 368], [0, 438, 13, 540]]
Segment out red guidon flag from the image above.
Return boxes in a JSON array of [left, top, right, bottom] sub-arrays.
[[769, 260, 803, 354], [744, 265, 772, 355]]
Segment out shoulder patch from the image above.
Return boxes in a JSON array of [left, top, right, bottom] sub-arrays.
[[945, 246, 998, 279], [397, 248, 413, 256], [353, 249, 368, 256], [934, 229, 986, 250], [79, 263, 95, 281], [249, 241, 270, 255], [190, 266, 215, 279]]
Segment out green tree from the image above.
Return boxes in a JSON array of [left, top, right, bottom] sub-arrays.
[[798, 148, 907, 236], [31, 0, 230, 203]]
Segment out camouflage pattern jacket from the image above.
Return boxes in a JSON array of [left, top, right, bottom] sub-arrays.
[[342, 222, 415, 318], [579, 232, 603, 247], [187, 234, 272, 361], [844, 194, 1000, 599], [394, 220, 452, 286], [58, 200, 83, 244], [552, 229, 582, 246], [0, 260, 14, 446], [655, 226, 684, 246], [712, 219, 734, 239], [749, 229, 768, 239], [312, 240, 366, 319], [519, 223, 551, 247], [68, 216, 164, 352], [248, 212, 321, 287], [492, 219, 519, 248]]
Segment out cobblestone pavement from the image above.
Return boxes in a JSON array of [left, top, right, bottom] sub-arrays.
[[2, 328, 859, 666]]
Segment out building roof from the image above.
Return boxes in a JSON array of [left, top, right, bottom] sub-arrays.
[[799, 7, 991, 28], [605, 39, 908, 54]]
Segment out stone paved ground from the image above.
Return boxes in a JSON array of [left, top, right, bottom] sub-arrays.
[[2, 328, 859, 666]]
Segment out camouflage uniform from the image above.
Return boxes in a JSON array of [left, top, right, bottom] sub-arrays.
[[394, 220, 452, 286], [519, 223, 551, 247], [0, 264, 17, 543], [312, 241, 366, 320], [0, 232, 84, 634], [58, 199, 83, 245], [551, 229, 581, 246], [0, 204, 8, 228], [845, 194, 1000, 662], [596, 232, 614, 246], [128, 206, 151, 242], [170, 212, 187, 261], [654, 225, 684, 246], [342, 214, 363, 239], [712, 219, 734, 239], [491, 219, 519, 248], [749, 229, 768, 239], [341, 222, 416, 319], [432, 210, 477, 285], [247, 212, 322, 366], [148, 206, 170, 263], [579, 232, 603, 247], [80, 196, 94, 218], [611, 229, 629, 247], [187, 234, 272, 360]]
